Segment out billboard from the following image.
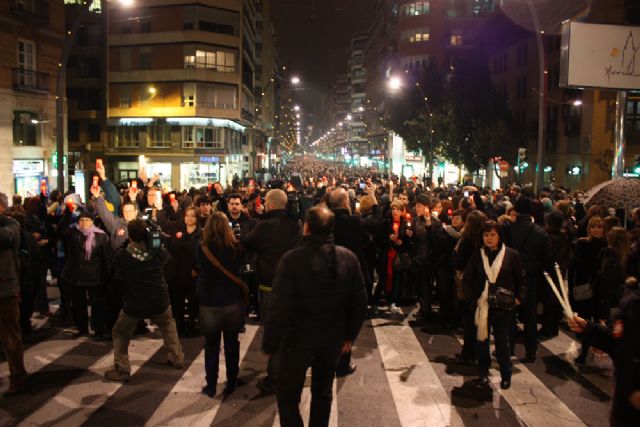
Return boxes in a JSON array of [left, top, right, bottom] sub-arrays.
[[561, 22, 640, 90]]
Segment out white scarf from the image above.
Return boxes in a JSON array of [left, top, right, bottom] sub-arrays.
[[475, 245, 506, 341]]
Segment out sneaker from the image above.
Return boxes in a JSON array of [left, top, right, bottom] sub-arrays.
[[104, 368, 131, 382]]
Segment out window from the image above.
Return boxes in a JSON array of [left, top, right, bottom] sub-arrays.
[[114, 126, 140, 147], [400, 1, 430, 17], [197, 84, 237, 109], [401, 28, 429, 43], [119, 87, 131, 108], [146, 124, 172, 148], [88, 123, 101, 142], [450, 29, 463, 46], [182, 126, 223, 149], [184, 49, 236, 72], [401, 54, 430, 70], [141, 21, 151, 33], [625, 96, 640, 144], [17, 39, 36, 87], [13, 111, 37, 146], [139, 47, 151, 70]]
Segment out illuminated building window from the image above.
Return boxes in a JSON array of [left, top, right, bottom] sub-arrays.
[[401, 1, 430, 17], [450, 29, 463, 46], [402, 28, 429, 43], [184, 48, 236, 72]]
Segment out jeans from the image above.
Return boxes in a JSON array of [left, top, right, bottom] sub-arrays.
[[277, 344, 342, 427], [0, 297, 27, 384], [204, 330, 240, 386], [111, 307, 184, 372], [477, 312, 513, 381], [71, 285, 105, 335]]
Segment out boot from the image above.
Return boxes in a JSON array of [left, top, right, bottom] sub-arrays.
[[202, 343, 220, 397], [223, 340, 240, 396]]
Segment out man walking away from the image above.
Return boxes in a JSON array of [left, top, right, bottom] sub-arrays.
[[263, 206, 368, 427]]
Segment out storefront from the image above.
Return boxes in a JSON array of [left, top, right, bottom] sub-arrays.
[[180, 156, 220, 190], [13, 159, 45, 197]]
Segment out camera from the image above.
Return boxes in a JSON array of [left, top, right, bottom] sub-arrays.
[[142, 208, 163, 250]]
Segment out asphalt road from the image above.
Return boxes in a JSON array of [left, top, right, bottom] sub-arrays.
[[0, 306, 614, 427]]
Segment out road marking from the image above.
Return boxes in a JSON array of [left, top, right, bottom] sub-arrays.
[[372, 308, 465, 427], [145, 324, 260, 427], [18, 337, 164, 426], [452, 332, 587, 427]]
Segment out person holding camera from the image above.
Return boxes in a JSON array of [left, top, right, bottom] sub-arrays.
[[463, 220, 526, 390], [195, 212, 247, 397], [105, 219, 184, 382]]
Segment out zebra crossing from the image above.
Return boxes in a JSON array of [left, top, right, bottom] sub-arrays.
[[0, 307, 615, 427]]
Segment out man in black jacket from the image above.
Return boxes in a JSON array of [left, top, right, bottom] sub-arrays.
[[104, 219, 184, 382], [263, 206, 367, 427], [243, 188, 301, 392], [504, 197, 553, 362]]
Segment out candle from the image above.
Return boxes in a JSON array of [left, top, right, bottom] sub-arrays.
[[405, 213, 412, 228], [393, 223, 399, 234], [544, 271, 574, 318], [555, 263, 570, 310]]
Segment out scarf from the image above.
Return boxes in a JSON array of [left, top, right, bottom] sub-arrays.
[[74, 224, 105, 260], [475, 244, 506, 341]]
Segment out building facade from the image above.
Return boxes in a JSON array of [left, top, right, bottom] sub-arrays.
[[105, 0, 266, 190], [0, 0, 65, 198]]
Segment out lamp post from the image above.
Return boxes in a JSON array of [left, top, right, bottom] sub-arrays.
[[56, 0, 133, 192]]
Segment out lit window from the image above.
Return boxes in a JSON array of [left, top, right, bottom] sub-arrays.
[[185, 49, 236, 72], [402, 1, 430, 17]]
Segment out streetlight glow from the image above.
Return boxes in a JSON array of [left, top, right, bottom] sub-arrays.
[[388, 76, 402, 91], [573, 100, 583, 106], [291, 76, 301, 85], [293, 105, 300, 111]]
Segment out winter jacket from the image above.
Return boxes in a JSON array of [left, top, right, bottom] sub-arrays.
[[262, 235, 367, 353], [0, 215, 21, 298], [61, 227, 110, 287], [195, 241, 244, 307], [242, 209, 300, 288], [94, 196, 129, 251]]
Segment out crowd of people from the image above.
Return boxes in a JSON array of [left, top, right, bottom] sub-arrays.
[[1, 155, 639, 426]]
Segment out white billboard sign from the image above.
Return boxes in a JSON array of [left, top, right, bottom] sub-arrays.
[[561, 22, 640, 90]]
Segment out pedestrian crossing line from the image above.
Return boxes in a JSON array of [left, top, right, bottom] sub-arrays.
[[17, 337, 165, 427], [372, 307, 465, 427], [0, 333, 87, 394], [452, 333, 588, 427], [539, 330, 614, 397], [271, 372, 339, 427], [144, 324, 260, 427]]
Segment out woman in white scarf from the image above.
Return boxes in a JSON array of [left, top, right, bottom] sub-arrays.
[[463, 220, 526, 390]]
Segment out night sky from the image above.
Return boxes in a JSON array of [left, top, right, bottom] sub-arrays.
[[270, 0, 374, 114]]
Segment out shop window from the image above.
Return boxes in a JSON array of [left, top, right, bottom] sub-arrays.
[[13, 111, 37, 146]]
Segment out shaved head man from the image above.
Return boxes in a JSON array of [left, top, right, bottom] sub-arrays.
[[265, 189, 288, 212], [328, 188, 349, 210]]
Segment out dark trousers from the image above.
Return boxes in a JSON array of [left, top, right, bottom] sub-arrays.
[[517, 283, 538, 356], [19, 277, 36, 334], [0, 297, 27, 384], [436, 266, 456, 323], [169, 279, 198, 332], [71, 285, 105, 336], [459, 301, 477, 360], [277, 345, 341, 427], [477, 312, 513, 381], [416, 265, 434, 315], [204, 330, 240, 386], [259, 288, 279, 382], [106, 278, 123, 334]]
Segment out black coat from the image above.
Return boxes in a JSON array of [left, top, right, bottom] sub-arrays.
[[242, 209, 300, 288], [463, 244, 527, 310], [262, 235, 368, 353], [570, 237, 605, 288], [166, 225, 201, 286], [114, 247, 172, 318], [61, 227, 110, 287], [195, 242, 244, 307], [411, 215, 447, 271], [332, 208, 371, 285], [595, 249, 625, 321], [504, 214, 553, 284]]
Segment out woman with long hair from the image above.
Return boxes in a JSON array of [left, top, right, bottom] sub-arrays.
[[195, 212, 245, 398], [452, 209, 488, 364], [595, 226, 631, 323], [463, 221, 525, 390], [167, 206, 201, 335]]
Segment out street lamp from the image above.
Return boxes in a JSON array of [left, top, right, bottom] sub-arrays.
[[290, 76, 301, 85], [293, 105, 300, 112], [388, 76, 402, 91]]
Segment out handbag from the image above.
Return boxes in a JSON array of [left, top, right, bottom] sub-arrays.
[[201, 244, 250, 305], [488, 285, 516, 311], [572, 283, 593, 301], [392, 252, 412, 272]]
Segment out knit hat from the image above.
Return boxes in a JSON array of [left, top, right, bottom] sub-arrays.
[[514, 197, 532, 215], [78, 210, 94, 221]]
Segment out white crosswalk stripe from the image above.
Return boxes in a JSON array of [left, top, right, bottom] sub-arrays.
[[0, 309, 615, 427]]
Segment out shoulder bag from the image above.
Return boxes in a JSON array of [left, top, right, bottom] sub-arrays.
[[201, 244, 250, 305]]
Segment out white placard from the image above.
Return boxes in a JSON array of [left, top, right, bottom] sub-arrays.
[[561, 21, 640, 90]]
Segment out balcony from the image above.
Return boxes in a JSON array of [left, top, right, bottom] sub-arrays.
[[12, 68, 50, 94], [10, 0, 49, 23]]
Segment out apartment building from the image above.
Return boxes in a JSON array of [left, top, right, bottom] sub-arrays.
[[0, 0, 65, 198], [106, 0, 264, 189]]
